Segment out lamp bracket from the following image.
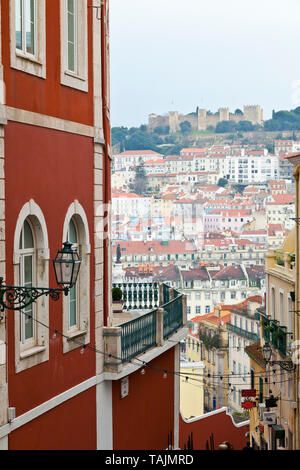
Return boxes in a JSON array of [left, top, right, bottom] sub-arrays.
[[269, 360, 296, 372], [0, 277, 69, 311]]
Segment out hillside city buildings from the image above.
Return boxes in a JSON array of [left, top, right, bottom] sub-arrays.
[[111, 137, 300, 450], [0, 0, 190, 451], [2, 0, 300, 453]]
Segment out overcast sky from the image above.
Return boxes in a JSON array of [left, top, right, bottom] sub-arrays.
[[110, 0, 300, 128]]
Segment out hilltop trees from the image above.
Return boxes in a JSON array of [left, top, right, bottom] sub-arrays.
[[264, 107, 300, 131]]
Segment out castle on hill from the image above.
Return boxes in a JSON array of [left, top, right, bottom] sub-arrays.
[[147, 105, 263, 133]]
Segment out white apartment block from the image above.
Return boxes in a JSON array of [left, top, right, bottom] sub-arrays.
[[224, 154, 279, 184], [112, 193, 152, 218], [113, 150, 164, 171]]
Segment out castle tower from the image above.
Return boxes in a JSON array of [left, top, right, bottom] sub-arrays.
[[168, 111, 180, 133], [243, 105, 263, 125], [197, 108, 207, 130], [219, 107, 229, 122]]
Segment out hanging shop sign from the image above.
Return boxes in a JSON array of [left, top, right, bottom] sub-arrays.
[[242, 398, 256, 409], [241, 389, 256, 397], [263, 412, 276, 425]]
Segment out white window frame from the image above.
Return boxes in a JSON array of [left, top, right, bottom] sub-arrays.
[[15, 0, 36, 58], [62, 200, 90, 353], [60, 0, 88, 92], [67, 218, 79, 332], [10, 0, 46, 78], [14, 200, 50, 373], [19, 220, 36, 349]]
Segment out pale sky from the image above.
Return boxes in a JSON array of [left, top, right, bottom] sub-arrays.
[[110, 0, 300, 128]]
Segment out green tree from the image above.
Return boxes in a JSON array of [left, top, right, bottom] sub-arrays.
[[153, 125, 170, 135], [216, 121, 237, 133], [111, 126, 128, 150], [125, 131, 161, 152], [129, 159, 149, 195], [217, 177, 228, 187], [237, 120, 254, 132], [179, 121, 192, 135]]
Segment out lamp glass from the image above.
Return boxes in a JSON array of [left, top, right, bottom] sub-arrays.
[[262, 342, 272, 362], [53, 241, 81, 287]]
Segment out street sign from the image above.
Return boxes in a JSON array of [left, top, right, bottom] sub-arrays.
[[242, 399, 256, 409], [263, 412, 276, 425], [241, 389, 256, 397]]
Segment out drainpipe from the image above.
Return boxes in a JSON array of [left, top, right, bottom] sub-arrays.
[[101, 0, 111, 326]]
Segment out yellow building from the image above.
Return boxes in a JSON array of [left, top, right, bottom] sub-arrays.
[[252, 228, 296, 450], [245, 341, 268, 449], [187, 307, 231, 412], [180, 361, 205, 419], [286, 153, 300, 449]]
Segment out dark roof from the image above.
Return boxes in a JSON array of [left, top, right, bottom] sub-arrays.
[[245, 342, 266, 367], [181, 267, 210, 281], [245, 265, 265, 280], [212, 264, 246, 281]]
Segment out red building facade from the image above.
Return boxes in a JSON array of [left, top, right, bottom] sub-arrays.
[[0, 0, 107, 450], [0, 0, 186, 450]]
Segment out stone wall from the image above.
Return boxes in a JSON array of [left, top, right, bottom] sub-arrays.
[[148, 105, 264, 133]]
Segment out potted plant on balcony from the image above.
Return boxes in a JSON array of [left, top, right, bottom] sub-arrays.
[[112, 287, 123, 313]]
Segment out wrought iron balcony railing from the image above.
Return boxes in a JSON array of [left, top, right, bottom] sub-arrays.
[[261, 316, 292, 358], [226, 323, 260, 342], [103, 284, 187, 372], [121, 309, 157, 363]]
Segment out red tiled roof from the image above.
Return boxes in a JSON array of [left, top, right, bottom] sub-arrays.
[[116, 150, 163, 156], [112, 240, 197, 255], [266, 194, 294, 205]]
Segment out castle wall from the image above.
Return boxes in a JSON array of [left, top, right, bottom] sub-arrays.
[[147, 105, 264, 132]]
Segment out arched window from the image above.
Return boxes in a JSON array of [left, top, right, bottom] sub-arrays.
[[14, 199, 49, 373], [62, 201, 90, 353], [19, 219, 35, 345], [67, 218, 78, 330]]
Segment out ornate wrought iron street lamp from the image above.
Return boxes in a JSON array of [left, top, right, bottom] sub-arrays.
[[262, 341, 295, 372], [0, 241, 81, 311]]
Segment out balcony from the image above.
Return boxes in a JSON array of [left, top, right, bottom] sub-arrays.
[[230, 307, 261, 321], [103, 283, 187, 374], [112, 280, 160, 311], [226, 323, 260, 342], [261, 316, 292, 358]]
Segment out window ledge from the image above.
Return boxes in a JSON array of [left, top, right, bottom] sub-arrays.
[[64, 70, 87, 83], [15, 51, 43, 66], [20, 345, 46, 360], [67, 329, 87, 342]]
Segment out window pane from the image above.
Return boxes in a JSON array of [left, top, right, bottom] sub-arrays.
[[24, 255, 33, 284], [69, 285, 77, 327], [25, 0, 35, 55], [67, 0, 76, 72], [69, 219, 77, 244], [16, 0, 23, 50], [68, 0, 75, 13], [24, 220, 34, 248], [24, 305, 34, 339], [24, 255, 34, 340]]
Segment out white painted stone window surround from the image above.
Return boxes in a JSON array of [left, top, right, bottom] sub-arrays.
[[60, 0, 88, 92], [62, 200, 90, 353], [13, 200, 50, 373], [10, 0, 46, 79]]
